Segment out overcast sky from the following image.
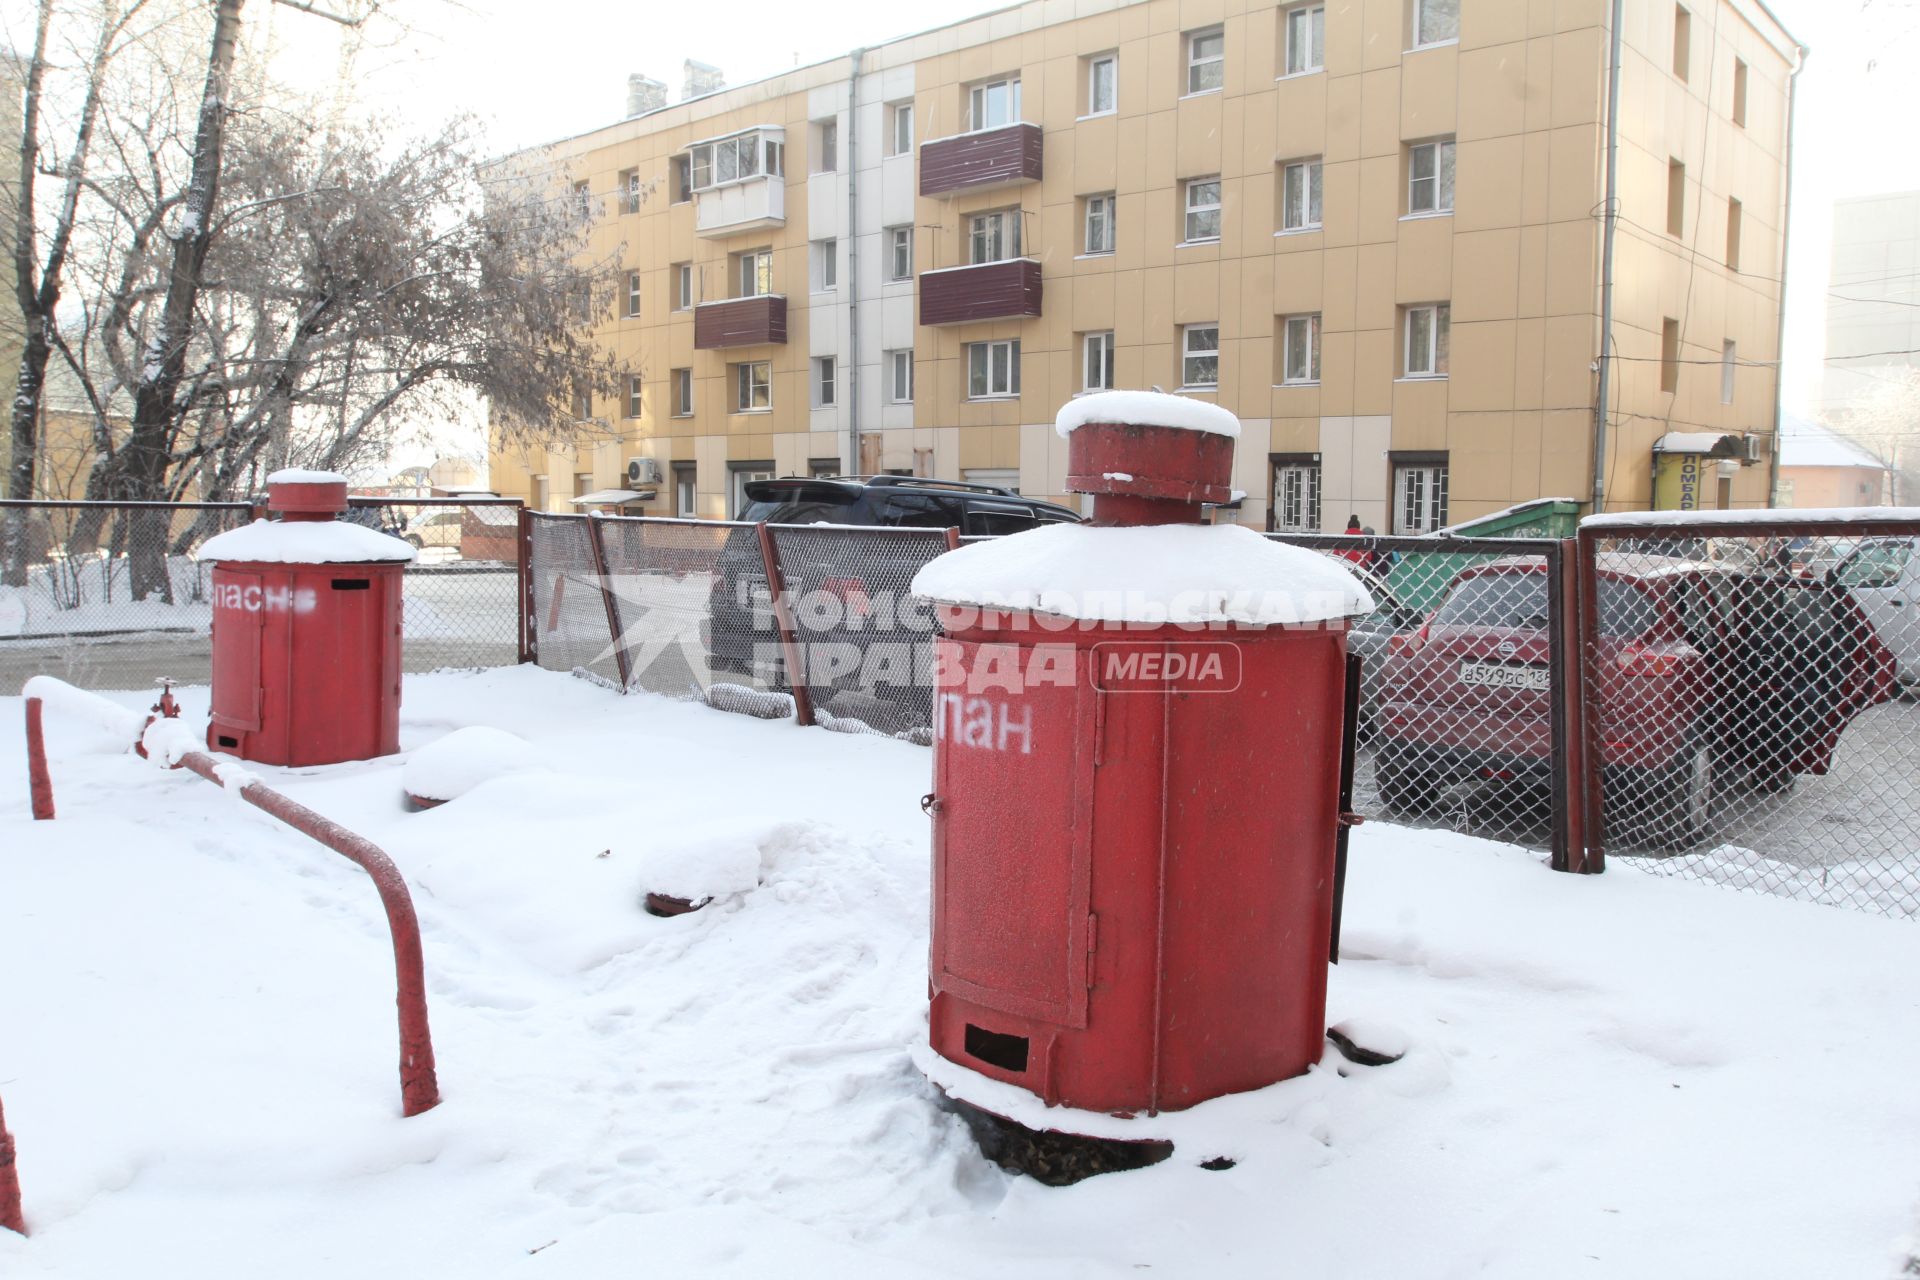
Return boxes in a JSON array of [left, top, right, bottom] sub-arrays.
[[259, 0, 1920, 424]]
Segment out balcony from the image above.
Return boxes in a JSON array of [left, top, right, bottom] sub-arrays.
[[694, 174, 785, 238], [918, 121, 1043, 197], [693, 294, 787, 349], [918, 258, 1042, 326]]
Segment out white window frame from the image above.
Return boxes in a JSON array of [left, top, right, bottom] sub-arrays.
[[1186, 27, 1224, 95], [890, 102, 914, 155], [729, 464, 774, 518], [1084, 193, 1115, 255], [671, 155, 692, 203], [811, 238, 837, 293], [968, 77, 1022, 131], [814, 120, 838, 173], [813, 356, 837, 408], [1283, 4, 1326, 76], [1280, 159, 1322, 232], [674, 465, 696, 517], [625, 270, 642, 318], [1404, 303, 1450, 378], [672, 367, 693, 418], [1083, 331, 1115, 392], [1407, 139, 1455, 216], [1272, 460, 1321, 533], [889, 349, 914, 403], [1393, 459, 1449, 534], [618, 168, 642, 215], [1086, 53, 1117, 116], [1182, 324, 1220, 389], [687, 130, 775, 194], [736, 248, 773, 298], [966, 339, 1021, 399], [734, 361, 772, 413], [887, 226, 913, 282], [674, 263, 693, 310], [1412, 0, 1460, 48], [1281, 313, 1321, 384], [970, 209, 1023, 264], [626, 374, 643, 419], [571, 180, 591, 222], [1184, 177, 1222, 243]]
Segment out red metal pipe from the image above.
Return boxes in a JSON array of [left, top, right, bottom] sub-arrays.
[[24, 697, 53, 821], [170, 750, 441, 1117], [757, 521, 815, 727], [0, 1093, 23, 1235]]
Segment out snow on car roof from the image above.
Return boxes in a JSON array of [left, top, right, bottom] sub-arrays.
[[1053, 390, 1242, 441]]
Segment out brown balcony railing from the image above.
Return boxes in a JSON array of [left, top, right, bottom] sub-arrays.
[[918, 122, 1043, 196], [693, 294, 788, 349], [918, 258, 1043, 326]]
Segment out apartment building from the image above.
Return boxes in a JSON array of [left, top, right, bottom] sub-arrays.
[[489, 0, 1799, 529]]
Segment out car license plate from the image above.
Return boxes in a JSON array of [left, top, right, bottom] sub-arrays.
[[1459, 661, 1550, 691]]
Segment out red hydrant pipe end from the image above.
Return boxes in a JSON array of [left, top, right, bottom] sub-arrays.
[[25, 697, 54, 821], [0, 1097, 25, 1236]]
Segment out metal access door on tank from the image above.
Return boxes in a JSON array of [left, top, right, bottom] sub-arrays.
[[930, 647, 1097, 1047]]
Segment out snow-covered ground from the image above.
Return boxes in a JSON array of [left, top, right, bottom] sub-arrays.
[[3, 666, 1918, 1278]]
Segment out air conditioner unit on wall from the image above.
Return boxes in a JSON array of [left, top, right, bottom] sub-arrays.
[[627, 457, 662, 486], [1743, 433, 1765, 464]]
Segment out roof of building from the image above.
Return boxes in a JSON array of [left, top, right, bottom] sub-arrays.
[[1778, 414, 1887, 471]]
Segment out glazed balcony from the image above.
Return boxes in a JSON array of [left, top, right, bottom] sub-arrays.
[[918, 122, 1043, 197], [693, 294, 787, 349], [918, 258, 1043, 326], [694, 174, 785, 238]]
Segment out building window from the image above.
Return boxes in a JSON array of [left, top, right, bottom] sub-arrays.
[[1086, 53, 1117, 115], [617, 168, 641, 215], [673, 263, 693, 310], [1732, 58, 1748, 126], [673, 463, 696, 517], [968, 77, 1022, 130], [735, 248, 773, 298], [1271, 456, 1321, 533], [1280, 313, 1321, 383], [1404, 303, 1450, 377], [1084, 193, 1115, 254], [1083, 331, 1115, 392], [625, 374, 643, 419], [889, 349, 914, 402], [1673, 5, 1691, 81], [533, 475, 550, 510], [1407, 139, 1455, 215], [813, 356, 837, 408], [1184, 177, 1221, 242], [966, 339, 1021, 398], [887, 226, 913, 281], [970, 209, 1022, 263], [809, 457, 840, 478], [1393, 456, 1449, 534], [672, 367, 693, 417], [574, 471, 593, 498], [571, 385, 592, 420], [813, 120, 837, 172], [811, 239, 837, 292], [671, 155, 692, 203], [728, 463, 773, 518], [1721, 339, 1736, 405], [734, 361, 772, 413], [1186, 26, 1224, 95], [1725, 196, 1742, 271], [1414, 0, 1459, 47], [1280, 159, 1322, 231], [1667, 159, 1686, 236], [625, 270, 642, 318], [571, 179, 591, 222], [890, 102, 914, 155], [1283, 4, 1325, 75], [689, 130, 773, 191], [1661, 318, 1680, 393], [1182, 324, 1219, 388]]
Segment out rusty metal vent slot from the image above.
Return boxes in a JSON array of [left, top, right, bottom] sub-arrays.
[[963, 1024, 1029, 1073], [330, 578, 371, 591]]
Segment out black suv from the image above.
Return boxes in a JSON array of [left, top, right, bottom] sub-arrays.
[[704, 476, 1080, 699]]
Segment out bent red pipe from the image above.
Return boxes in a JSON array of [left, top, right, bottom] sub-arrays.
[[0, 1094, 23, 1235], [24, 697, 52, 821]]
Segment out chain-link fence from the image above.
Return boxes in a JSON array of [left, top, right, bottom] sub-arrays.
[[2, 497, 525, 691], [1268, 533, 1576, 858], [1579, 515, 1920, 918]]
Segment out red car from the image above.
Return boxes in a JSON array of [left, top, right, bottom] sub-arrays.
[[1373, 554, 1898, 848]]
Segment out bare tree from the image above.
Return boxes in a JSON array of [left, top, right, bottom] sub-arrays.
[[1830, 366, 1920, 505]]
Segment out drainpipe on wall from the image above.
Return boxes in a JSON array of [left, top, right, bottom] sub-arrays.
[[846, 48, 867, 475], [1767, 43, 1809, 509], [1592, 0, 1625, 515]]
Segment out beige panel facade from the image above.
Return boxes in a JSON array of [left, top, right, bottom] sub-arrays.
[[491, 0, 1797, 528]]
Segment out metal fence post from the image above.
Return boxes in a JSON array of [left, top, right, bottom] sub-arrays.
[[516, 506, 536, 665], [757, 522, 815, 726], [1551, 537, 1595, 872], [1574, 528, 1607, 875], [582, 512, 633, 691]]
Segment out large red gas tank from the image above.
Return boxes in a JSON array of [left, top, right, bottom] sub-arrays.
[[911, 392, 1373, 1119], [198, 471, 413, 767]]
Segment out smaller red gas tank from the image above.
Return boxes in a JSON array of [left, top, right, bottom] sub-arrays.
[[198, 472, 413, 767]]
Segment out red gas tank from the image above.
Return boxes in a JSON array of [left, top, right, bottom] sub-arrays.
[[912, 391, 1373, 1120], [198, 471, 413, 766]]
